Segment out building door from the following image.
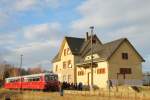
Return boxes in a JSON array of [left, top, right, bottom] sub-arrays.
[[88, 72, 91, 86]]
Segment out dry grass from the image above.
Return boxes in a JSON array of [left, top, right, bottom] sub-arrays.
[[4, 91, 122, 100], [0, 89, 123, 100], [0, 87, 150, 100]]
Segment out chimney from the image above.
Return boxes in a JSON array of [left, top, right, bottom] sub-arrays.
[[86, 32, 89, 40]]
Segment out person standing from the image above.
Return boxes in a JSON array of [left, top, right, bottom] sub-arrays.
[[107, 80, 113, 90], [59, 82, 64, 96], [79, 82, 83, 91]]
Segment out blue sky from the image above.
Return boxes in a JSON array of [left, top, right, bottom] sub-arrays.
[[0, 0, 150, 72]]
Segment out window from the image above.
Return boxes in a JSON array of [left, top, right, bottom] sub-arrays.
[[122, 53, 128, 60], [97, 68, 105, 74], [67, 48, 71, 55], [64, 49, 66, 56], [78, 71, 84, 76], [55, 65, 58, 71], [68, 60, 72, 68], [63, 61, 66, 69], [120, 68, 132, 74], [45, 75, 58, 81], [33, 77, 40, 81], [92, 35, 96, 44]]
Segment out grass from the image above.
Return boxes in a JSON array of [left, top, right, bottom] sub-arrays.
[[0, 88, 21, 100], [2, 91, 121, 100], [0, 86, 150, 100]]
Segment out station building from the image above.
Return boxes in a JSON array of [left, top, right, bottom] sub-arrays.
[[52, 33, 144, 88]]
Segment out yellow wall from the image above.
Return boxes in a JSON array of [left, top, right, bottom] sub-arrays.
[[108, 41, 143, 85], [77, 61, 108, 88], [95, 62, 108, 88], [53, 40, 75, 83], [74, 56, 82, 83]]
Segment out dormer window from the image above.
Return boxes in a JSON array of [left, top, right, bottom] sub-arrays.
[[122, 53, 128, 60]]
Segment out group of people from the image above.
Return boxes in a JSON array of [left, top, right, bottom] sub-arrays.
[[60, 81, 83, 90], [59, 80, 113, 96], [59, 82, 83, 96]]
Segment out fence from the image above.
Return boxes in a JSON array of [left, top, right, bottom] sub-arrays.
[[64, 89, 150, 100]]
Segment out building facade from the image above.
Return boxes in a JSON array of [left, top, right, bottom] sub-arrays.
[[52, 33, 144, 88]]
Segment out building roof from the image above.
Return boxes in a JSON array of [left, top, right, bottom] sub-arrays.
[[52, 35, 145, 63], [83, 38, 145, 62], [65, 37, 85, 55], [52, 37, 85, 62], [79, 35, 102, 57], [52, 53, 60, 63], [97, 38, 127, 60]]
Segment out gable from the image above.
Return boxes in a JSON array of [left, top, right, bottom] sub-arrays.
[[109, 39, 145, 63], [60, 40, 72, 58], [52, 39, 66, 63], [52, 37, 85, 63]]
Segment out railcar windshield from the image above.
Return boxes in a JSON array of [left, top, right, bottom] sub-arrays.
[[45, 74, 58, 81]]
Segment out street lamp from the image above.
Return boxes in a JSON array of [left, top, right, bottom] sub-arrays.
[[20, 54, 23, 93], [90, 26, 94, 91]]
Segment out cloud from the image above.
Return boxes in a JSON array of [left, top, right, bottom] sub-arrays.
[[2, 0, 61, 12], [0, 12, 8, 25], [11, 0, 61, 12], [0, 21, 62, 69], [23, 22, 61, 41], [71, 0, 150, 30], [4, 40, 60, 69], [70, 0, 150, 71], [0, 0, 61, 25], [71, 0, 150, 52], [0, 34, 16, 45], [12, 0, 37, 11]]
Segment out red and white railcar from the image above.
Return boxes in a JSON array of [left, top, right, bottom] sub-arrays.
[[4, 73, 60, 91]]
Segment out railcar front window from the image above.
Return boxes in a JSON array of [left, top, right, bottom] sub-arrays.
[[45, 75, 58, 81]]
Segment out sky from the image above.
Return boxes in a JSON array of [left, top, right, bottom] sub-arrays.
[[0, 0, 150, 72]]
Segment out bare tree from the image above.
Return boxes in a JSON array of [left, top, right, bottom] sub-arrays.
[[27, 66, 43, 74], [0, 62, 28, 86]]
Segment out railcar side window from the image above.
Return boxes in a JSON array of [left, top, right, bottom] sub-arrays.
[[10, 79, 15, 83], [26, 77, 40, 82], [28, 78, 33, 82], [24, 78, 28, 82], [33, 77, 40, 81], [6, 79, 10, 83]]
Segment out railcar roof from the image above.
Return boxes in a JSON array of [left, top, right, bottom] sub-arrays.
[[5, 73, 57, 80]]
